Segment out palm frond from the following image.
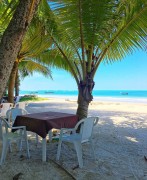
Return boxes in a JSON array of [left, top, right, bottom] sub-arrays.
[[0, 0, 18, 31], [47, 0, 147, 77], [103, 0, 147, 62], [19, 60, 52, 79]]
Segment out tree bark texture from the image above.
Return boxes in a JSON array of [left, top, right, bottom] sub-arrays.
[[15, 70, 20, 96], [3, 88, 8, 96], [8, 61, 18, 103], [76, 91, 90, 120], [0, 0, 41, 99]]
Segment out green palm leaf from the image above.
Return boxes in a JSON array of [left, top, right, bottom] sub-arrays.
[[46, 0, 147, 79], [19, 60, 52, 78]]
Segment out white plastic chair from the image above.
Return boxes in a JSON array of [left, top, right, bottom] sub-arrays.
[[56, 117, 99, 168], [5, 108, 28, 151], [6, 108, 28, 125], [6, 108, 39, 145], [14, 96, 21, 104], [14, 102, 28, 110], [0, 103, 13, 118], [0, 117, 30, 165]]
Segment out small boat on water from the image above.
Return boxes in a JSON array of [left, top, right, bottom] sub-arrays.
[[30, 92, 38, 94], [120, 92, 128, 95], [45, 91, 54, 94]]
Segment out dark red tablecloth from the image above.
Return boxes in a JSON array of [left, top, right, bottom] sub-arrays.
[[13, 111, 78, 138]]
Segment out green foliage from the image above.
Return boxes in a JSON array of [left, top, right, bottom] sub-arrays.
[[0, 0, 18, 36], [45, 0, 147, 81], [20, 95, 49, 102], [1, 0, 147, 89]]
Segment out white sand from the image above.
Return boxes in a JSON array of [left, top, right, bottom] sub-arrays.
[[1, 98, 147, 179]]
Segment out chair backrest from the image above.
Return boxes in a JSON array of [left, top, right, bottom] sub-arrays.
[[75, 117, 99, 143], [0, 118, 10, 141], [14, 96, 21, 104], [15, 102, 27, 110], [0, 103, 13, 117], [6, 108, 28, 124]]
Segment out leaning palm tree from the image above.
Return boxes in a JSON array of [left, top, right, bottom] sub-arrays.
[[8, 61, 52, 103], [7, 16, 54, 103], [1, 0, 70, 102], [0, 0, 41, 98], [42, 0, 147, 119], [7, 12, 71, 103]]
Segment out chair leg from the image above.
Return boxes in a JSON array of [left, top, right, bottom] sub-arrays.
[[24, 132, 30, 159], [48, 130, 52, 142], [0, 140, 9, 165], [42, 138, 46, 162], [74, 141, 83, 168], [9, 142, 12, 152], [17, 139, 22, 151], [56, 140, 62, 161], [90, 140, 95, 160], [25, 139, 30, 159], [18, 129, 24, 151]]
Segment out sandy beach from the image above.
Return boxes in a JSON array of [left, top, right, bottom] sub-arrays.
[[1, 98, 147, 179]]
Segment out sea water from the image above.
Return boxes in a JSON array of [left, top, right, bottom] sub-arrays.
[[19, 90, 147, 103]]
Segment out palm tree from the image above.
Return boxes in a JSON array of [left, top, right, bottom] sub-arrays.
[[42, 0, 147, 119], [0, 0, 41, 98], [0, 0, 70, 102], [7, 17, 53, 103], [8, 61, 52, 103]]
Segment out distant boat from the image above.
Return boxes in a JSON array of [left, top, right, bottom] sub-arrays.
[[30, 92, 38, 94], [120, 92, 128, 95], [45, 91, 54, 94]]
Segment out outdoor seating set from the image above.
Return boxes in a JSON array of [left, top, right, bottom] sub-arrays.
[[0, 102, 99, 168]]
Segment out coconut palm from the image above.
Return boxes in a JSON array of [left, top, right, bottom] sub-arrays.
[[7, 17, 53, 103], [41, 0, 147, 119], [0, 0, 41, 98], [0, 0, 70, 102], [8, 61, 52, 103], [1, 0, 71, 103], [7, 8, 72, 103]]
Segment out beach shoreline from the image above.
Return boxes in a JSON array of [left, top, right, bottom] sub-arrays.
[[20, 89, 147, 104], [21, 93, 147, 104]]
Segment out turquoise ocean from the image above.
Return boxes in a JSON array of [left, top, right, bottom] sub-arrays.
[[20, 90, 147, 103]]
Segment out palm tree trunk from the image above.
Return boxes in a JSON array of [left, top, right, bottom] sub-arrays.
[[76, 91, 90, 120], [76, 72, 95, 120], [15, 70, 20, 96], [8, 62, 19, 103], [0, 0, 41, 99]]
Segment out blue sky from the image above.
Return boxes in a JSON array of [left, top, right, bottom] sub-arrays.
[[20, 50, 147, 91]]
